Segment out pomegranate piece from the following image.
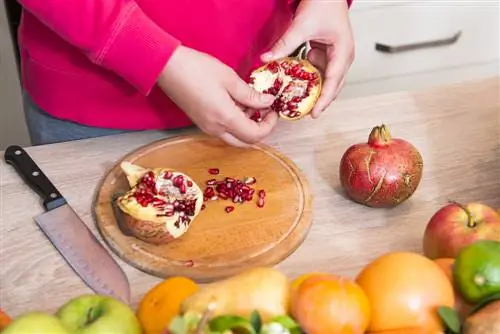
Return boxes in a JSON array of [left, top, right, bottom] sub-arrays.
[[248, 55, 322, 121], [115, 162, 204, 245], [339, 124, 424, 208]]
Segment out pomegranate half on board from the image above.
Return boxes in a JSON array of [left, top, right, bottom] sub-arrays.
[[115, 162, 204, 245], [249, 48, 323, 121]]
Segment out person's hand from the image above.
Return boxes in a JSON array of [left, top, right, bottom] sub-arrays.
[[261, 0, 355, 119], [158, 46, 278, 147]]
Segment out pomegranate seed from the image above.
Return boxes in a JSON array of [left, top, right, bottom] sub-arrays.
[[208, 168, 219, 175], [179, 183, 186, 194], [258, 190, 266, 198], [225, 206, 235, 213], [201, 204, 206, 210], [206, 179, 217, 185], [215, 184, 227, 193], [257, 197, 265, 208], [173, 175, 184, 187], [204, 187, 215, 197], [163, 171, 173, 179], [244, 177, 256, 185], [187, 180, 193, 187], [218, 193, 228, 200], [225, 177, 235, 183], [210, 196, 218, 201]]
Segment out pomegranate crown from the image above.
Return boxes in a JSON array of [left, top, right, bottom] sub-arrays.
[[368, 124, 392, 146]]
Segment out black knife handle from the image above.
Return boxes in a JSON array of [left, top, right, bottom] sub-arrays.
[[4, 145, 67, 211]]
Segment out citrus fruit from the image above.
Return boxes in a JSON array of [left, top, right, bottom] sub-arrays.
[[290, 273, 371, 334], [434, 258, 454, 282], [0, 308, 12, 330], [434, 258, 474, 319], [366, 328, 440, 334], [355, 252, 455, 332], [288, 272, 327, 311], [453, 239, 500, 304], [137, 276, 199, 334]]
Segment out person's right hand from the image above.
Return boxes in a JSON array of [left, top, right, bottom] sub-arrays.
[[157, 46, 279, 147]]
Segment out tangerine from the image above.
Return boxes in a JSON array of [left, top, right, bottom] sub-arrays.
[[0, 308, 12, 330], [434, 258, 474, 319], [290, 273, 371, 334], [367, 328, 441, 334], [355, 252, 455, 332], [137, 276, 199, 334], [288, 272, 328, 311]]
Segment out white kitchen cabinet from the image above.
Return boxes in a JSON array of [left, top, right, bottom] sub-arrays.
[[339, 0, 500, 99], [0, 2, 29, 150]]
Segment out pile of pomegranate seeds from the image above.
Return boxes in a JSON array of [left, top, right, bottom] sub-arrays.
[[202, 168, 266, 213], [128, 170, 199, 228]]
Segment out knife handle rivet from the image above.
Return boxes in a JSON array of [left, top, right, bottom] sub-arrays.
[[14, 150, 22, 155], [50, 193, 57, 198], [32, 171, 40, 176]]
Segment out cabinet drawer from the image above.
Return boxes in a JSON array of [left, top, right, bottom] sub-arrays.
[[346, 1, 499, 83]]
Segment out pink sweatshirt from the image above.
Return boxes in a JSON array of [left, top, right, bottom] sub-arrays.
[[18, 0, 352, 130]]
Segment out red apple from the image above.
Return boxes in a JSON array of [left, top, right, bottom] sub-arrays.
[[422, 202, 500, 259]]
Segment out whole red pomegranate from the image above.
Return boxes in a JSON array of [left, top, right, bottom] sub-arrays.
[[248, 50, 322, 121], [339, 124, 424, 208]]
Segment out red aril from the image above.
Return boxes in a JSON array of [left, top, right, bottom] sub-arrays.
[[116, 162, 204, 245], [202, 168, 267, 212], [248, 51, 322, 121], [339, 124, 424, 208]]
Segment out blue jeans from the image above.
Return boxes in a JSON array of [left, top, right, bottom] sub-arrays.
[[22, 92, 194, 145]]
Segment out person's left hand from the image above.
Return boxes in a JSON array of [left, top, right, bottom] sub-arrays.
[[261, 0, 355, 119]]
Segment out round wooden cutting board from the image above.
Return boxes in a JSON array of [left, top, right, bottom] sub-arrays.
[[93, 134, 313, 282]]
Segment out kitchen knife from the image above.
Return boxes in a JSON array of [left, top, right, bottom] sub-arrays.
[[4, 145, 131, 304]]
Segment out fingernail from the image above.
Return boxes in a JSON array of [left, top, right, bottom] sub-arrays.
[[261, 52, 274, 62]]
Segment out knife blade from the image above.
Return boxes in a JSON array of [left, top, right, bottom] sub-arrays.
[[4, 145, 131, 304]]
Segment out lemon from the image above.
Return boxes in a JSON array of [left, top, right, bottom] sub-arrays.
[[453, 240, 500, 304]]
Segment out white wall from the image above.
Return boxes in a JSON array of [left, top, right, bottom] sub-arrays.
[[0, 2, 29, 150]]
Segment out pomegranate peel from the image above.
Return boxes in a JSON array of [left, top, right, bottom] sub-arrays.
[[116, 162, 204, 245], [249, 53, 323, 121], [339, 124, 424, 208]]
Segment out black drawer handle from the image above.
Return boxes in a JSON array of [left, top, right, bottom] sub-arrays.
[[375, 31, 462, 53]]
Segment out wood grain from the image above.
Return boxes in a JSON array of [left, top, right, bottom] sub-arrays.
[[93, 134, 313, 282], [0, 78, 498, 317]]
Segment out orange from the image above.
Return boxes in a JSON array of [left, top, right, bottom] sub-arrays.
[[355, 252, 455, 333], [0, 308, 12, 330], [434, 258, 475, 320], [433, 258, 454, 282], [137, 276, 199, 334], [290, 273, 371, 334], [288, 272, 328, 311], [367, 328, 441, 334]]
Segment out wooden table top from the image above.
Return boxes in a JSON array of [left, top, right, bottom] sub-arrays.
[[1, 78, 499, 317]]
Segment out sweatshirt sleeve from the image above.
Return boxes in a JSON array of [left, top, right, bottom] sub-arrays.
[[18, 0, 180, 96]]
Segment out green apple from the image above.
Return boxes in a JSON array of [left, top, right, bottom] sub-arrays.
[[2, 312, 71, 334], [56, 294, 142, 334]]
